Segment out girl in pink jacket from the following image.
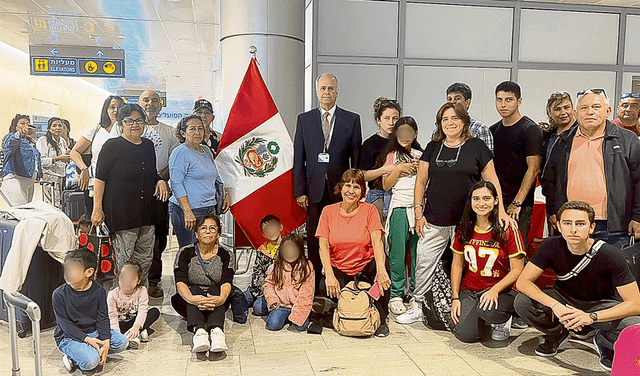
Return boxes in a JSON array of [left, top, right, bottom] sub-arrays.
[[107, 262, 160, 348], [260, 234, 315, 331]]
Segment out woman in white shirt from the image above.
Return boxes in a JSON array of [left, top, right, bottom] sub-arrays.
[[70, 95, 124, 214], [36, 117, 70, 207]]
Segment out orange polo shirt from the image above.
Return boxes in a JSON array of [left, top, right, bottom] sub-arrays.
[[567, 127, 607, 219]]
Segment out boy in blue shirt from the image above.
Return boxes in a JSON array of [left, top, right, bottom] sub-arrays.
[[53, 248, 129, 372]]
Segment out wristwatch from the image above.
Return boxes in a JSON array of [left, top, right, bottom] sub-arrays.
[[589, 312, 598, 323], [511, 200, 522, 208]]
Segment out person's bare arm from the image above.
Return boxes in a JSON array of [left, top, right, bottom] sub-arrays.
[[516, 261, 573, 318], [319, 237, 340, 298], [91, 179, 106, 226], [507, 155, 541, 219], [370, 230, 390, 291]]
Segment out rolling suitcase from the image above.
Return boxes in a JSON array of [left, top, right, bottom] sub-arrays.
[[0, 216, 65, 337], [4, 291, 43, 376], [61, 190, 86, 222]]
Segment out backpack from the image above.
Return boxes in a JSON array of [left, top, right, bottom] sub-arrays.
[[332, 279, 380, 337], [421, 260, 452, 331]]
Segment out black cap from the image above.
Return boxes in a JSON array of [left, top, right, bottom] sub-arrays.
[[193, 99, 213, 114]]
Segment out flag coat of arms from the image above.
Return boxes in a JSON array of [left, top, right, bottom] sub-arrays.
[[215, 58, 306, 247]]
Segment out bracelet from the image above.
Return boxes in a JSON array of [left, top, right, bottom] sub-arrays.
[[511, 201, 522, 208], [551, 302, 559, 309], [452, 298, 460, 301], [415, 204, 423, 209], [415, 215, 424, 221]]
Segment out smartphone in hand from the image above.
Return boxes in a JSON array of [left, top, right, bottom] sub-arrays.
[[368, 281, 382, 300]]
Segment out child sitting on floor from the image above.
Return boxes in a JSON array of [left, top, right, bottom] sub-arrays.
[[107, 261, 160, 349], [241, 215, 283, 320], [53, 248, 129, 373], [259, 233, 315, 331]]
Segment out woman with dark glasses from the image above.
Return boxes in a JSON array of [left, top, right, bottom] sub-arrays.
[[395, 102, 512, 326]]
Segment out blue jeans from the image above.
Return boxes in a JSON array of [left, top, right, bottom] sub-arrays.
[[593, 220, 630, 249], [266, 306, 309, 331], [246, 291, 269, 316], [169, 203, 217, 249], [252, 296, 309, 331], [58, 330, 128, 371]]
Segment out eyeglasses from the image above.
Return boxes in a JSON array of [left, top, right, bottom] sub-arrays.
[[577, 88, 607, 98], [621, 93, 640, 99], [198, 225, 219, 233], [122, 118, 145, 126], [435, 142, 461, 168]]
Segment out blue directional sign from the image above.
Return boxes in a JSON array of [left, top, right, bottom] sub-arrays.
[[29, 45, 125, 78]]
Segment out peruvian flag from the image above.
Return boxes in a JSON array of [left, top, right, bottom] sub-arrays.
[[215, 58, 306, 247]]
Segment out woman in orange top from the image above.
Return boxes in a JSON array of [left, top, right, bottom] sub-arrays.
[[315, 168, 392, 337]]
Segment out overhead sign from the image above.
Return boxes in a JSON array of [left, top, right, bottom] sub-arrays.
[[29, 45, 125, 78], [118, 89, 167, 108]]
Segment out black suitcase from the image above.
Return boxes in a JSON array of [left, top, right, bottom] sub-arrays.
[[61, 190, 86, 222], [0, 217, 65, 337]]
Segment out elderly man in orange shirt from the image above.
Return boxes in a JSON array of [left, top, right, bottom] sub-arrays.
[[542, 89, 640, 249]]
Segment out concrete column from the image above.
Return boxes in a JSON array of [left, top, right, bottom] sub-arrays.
[[220, 0, 305, 136]]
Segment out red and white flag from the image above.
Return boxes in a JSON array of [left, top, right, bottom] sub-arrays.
[[215, 58, 306, 247]]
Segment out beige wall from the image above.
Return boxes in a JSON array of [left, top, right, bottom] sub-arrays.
[[0, 27, 112, 141]]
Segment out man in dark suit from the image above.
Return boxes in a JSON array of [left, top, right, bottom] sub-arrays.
[[293, 73, 362, 289]]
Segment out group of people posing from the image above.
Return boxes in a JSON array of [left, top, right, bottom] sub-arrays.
[[5, 74, 640, 373], [292, 74, 640, 372]]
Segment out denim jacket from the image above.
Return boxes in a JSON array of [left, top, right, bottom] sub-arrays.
[[2, 132, 43, 180]]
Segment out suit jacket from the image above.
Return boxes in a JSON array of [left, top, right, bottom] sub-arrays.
[[293, 106, 362, 204]]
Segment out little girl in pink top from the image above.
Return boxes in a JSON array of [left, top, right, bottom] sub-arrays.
[[107, 261, 160, 348], [261, 233, 315, 331]]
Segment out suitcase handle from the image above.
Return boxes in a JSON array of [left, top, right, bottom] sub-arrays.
[[3, 291, 43, 376]]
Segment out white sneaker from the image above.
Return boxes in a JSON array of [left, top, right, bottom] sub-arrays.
[[209, 327, 228, 352], [388, 297, 406, 315], [128, 336, 141, 349], [140, 329, 149, 342], [395, 298, 424, 324], [62, 354, 75, 372], [191, 328, 210, 353], [491, 316, 512, 341]]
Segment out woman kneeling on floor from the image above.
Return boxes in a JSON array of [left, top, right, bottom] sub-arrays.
[[172, 214, 233, 355], [450, 181, 525, 342]]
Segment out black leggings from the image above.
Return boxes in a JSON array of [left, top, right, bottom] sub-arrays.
[[118, 307, 161, 333], [172, 284, 229, 333]]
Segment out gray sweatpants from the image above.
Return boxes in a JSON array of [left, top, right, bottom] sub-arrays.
[[413, 223, 455, 302], [112, 225, 155, 287]]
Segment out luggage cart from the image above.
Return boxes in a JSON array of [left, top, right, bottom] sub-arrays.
[[4, 291, 43, 376], [219, 211, 255, 275]]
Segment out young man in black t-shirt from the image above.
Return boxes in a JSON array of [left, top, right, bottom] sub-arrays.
[[490, 81, 543, 252], [515, 201, 640, 372]]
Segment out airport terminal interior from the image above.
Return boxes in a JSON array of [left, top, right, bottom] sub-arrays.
[[2, 0, 640, 375]]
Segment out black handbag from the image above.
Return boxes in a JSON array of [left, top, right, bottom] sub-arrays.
[[621, 237, 640, 283]]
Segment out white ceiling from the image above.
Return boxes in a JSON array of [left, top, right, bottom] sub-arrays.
[[0, 0, 220, 105]]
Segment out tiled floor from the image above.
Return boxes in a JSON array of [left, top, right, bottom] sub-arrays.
[[0, 242, 610, 376]]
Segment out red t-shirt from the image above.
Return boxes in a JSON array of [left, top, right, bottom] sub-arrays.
[[316, 202, 384, 275], [451, 226, 525, 291], [612, 118, 640, 136]]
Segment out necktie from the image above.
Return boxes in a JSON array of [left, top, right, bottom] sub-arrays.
[[323, 111, 330, 147]]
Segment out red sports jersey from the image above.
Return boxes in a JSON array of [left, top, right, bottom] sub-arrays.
[[451, 226, 525, 291]]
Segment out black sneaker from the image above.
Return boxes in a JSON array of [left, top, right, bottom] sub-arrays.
[[375, 323, 389, 338], [535, 329, 570, 357], [148, 283, 164, 299], [571, 325, 596, 340], [593, 334, 613, 372]]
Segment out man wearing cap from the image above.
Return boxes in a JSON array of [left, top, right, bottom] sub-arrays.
[[138, 89, 180, 299], [611, 93, 640, 136], [193, 99, 223, 154]]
